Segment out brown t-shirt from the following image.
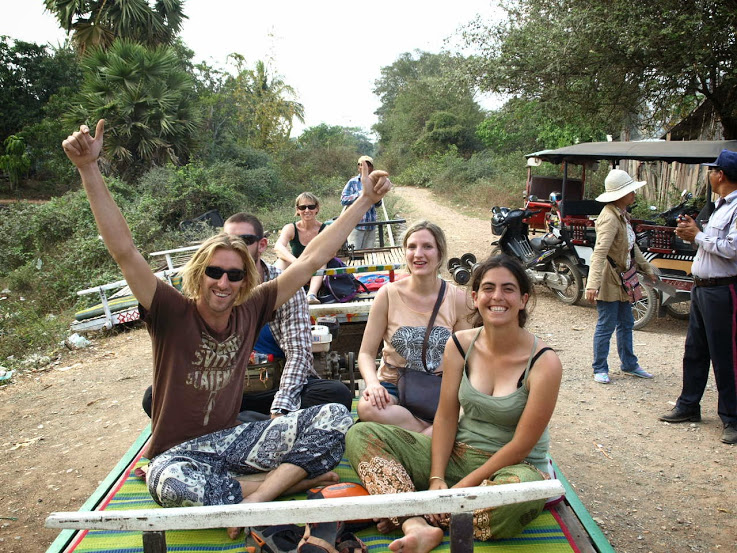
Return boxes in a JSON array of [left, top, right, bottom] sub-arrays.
[[142, 279, 278, 458]]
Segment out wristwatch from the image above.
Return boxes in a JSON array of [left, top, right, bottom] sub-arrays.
[[276, 409, 290, 415]]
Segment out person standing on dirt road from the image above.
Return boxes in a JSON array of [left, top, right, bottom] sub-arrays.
[[341, 155, 384, 250], [585, 169, 657, 384], [61, 120, 391, 532], [660, 149, 737, 445]]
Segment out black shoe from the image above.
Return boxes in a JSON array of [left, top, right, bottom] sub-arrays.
[[659, 406, 701, 423], [721, 422, 737, 445]]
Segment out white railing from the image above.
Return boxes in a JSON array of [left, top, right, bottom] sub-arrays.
[[46, 480, 564, 553]]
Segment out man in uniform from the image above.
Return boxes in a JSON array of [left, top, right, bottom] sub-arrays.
[[660, 149, 737, 445]]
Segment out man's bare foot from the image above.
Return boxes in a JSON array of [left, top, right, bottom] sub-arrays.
[[236, 470, 340, 498], [286, 470, 339, 494], [376, 517, 400, 534], [389, 517, 443, 553], [226, 471, 340, 539]]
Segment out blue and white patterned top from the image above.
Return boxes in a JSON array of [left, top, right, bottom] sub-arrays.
[[341, 175, 382, 230]]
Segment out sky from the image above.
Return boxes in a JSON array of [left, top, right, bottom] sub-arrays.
[[0, 0, 503, 136]]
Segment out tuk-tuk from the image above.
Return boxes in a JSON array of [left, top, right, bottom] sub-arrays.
[[523, 140, 737, 328]]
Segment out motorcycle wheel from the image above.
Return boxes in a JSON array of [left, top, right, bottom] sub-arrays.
[[664, 301, 691, 320], [551, 258, 583, 305], [632, 278, 658, 330]]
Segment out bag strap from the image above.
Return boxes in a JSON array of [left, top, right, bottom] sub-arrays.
[[422, 279, 447, 372]]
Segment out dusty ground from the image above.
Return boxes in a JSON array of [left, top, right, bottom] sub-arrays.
[[1, 186, 735, 553]]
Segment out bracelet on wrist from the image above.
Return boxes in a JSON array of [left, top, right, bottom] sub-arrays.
[[429, 476, 445, 482]]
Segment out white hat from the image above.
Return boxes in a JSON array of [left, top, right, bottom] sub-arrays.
[[596, 169, 646, 203]]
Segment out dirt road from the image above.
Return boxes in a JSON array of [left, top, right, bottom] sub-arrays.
[[1, 186, 735, 553]]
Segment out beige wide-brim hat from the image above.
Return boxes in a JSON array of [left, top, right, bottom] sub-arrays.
[[596, 169, 646, 203]]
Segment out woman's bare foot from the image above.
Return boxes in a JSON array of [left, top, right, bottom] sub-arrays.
[[375, 517, 400, 534], [388, 517, 443, 553]]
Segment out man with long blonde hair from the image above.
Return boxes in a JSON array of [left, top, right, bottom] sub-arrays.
[[61, 120, 391, 531]]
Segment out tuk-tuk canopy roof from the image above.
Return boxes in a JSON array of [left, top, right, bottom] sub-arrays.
[[526, 140, 737, 165]]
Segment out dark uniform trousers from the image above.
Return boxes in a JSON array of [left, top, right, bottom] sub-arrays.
[[677, 282, 737, 425]]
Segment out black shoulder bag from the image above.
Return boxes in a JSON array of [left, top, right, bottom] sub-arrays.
[[397, 280, 447, 422]]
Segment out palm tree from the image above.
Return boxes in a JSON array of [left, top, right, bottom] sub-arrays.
[[67, 39, 197, 180], [43, 0, 186, 54], [228, 57, 305, 151]]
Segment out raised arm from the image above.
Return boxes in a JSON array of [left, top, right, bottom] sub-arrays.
[[273, 223, 298, 264], [273, 170, 391, 308], [62, 120, 158, 309]]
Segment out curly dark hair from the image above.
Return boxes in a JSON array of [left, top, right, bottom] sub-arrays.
[[469, 254, 535, 328]]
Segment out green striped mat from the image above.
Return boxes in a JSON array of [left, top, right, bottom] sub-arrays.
[[60, 452, 577, 553]]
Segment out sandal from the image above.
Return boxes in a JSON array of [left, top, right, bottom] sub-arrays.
[[297, 521, 342, 553], [250, 524, 304, 553], [336, 532, 368, 553]]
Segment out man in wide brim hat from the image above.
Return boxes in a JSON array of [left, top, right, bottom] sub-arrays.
[[595, 169, 647, 203]]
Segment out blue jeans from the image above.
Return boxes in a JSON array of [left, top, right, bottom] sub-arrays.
[[592, 300, 639, 374]]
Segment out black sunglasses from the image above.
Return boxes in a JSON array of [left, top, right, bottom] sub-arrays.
[[204, 265, 245, 282], [297, 204, 317, 211], [238, 233, 261, 245], [708, 166, 722, 173]]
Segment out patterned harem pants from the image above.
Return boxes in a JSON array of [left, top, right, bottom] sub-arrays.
[[346, 421, 548, 540], [147, 403, 352, 507]]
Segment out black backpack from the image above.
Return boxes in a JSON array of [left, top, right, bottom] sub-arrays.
[[317, 258, 369, 303]]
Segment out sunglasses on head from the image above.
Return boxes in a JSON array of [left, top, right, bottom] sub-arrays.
[[238, 233, 261, 245], [297, 204, 317, 211], [204, 266, 245, 282]]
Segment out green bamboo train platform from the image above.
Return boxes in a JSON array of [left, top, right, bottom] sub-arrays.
[[46, 419, 615, 553]]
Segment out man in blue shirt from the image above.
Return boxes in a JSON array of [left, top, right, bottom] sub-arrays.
[[341, 155, 384, 249], [660, 149, 737, 445]]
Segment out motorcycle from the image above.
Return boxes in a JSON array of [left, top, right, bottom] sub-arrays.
[[484, 206, 585, 304]]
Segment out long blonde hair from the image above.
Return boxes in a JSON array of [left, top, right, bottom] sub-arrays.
[[179, 233, 259, 305]]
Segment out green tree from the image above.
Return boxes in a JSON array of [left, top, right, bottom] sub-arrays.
[[0, 37, 81, 143], [43, 0, 186, 54], [461, 0, 737, 138], [68, 39, 197, 180], [373, 51, 484, 171], [0, 135, 31, 190], [229, 57, 305, 151], [476, 98, 607, 155]]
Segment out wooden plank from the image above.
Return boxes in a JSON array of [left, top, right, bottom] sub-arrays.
[[45, 426, 151, 553], [552, 502, 597, 553], [449, 512, 474, 553], [551, 461, 615, 553], [46, 480, 564, 532]]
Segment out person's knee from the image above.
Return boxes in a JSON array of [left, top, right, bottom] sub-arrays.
[[146, 457, 205, 508], [356, 397, 385, 422]]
